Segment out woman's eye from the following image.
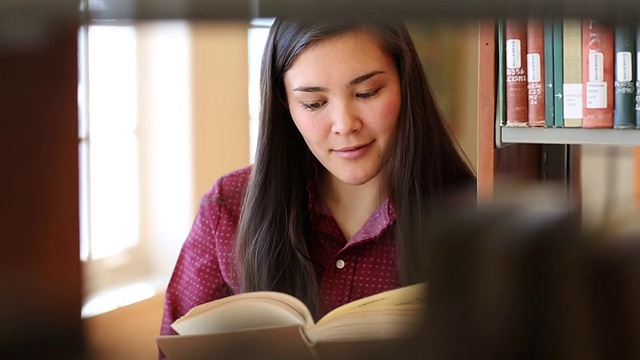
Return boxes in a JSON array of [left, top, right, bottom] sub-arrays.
[[356, 88, 381, 99], [302, 101, 325, 111]]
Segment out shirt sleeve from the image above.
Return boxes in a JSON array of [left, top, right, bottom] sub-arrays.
[[159, 178, 235, 337]]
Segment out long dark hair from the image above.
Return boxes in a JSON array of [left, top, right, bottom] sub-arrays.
[[236, 17, 476, 316]]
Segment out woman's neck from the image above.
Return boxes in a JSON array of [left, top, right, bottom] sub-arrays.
[[318, 171, 387, 241]]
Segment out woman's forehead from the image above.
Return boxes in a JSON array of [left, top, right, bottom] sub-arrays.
[[284, 30, 395, 87]]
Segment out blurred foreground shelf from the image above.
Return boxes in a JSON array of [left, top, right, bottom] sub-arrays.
[[501, 127, 640, 147], [2, 0, 639, 23]]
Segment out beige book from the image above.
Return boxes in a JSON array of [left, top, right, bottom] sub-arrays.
[[563, 18, 583, 127], [156, 283, 427, 360]]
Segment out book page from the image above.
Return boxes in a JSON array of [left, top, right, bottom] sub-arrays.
[[301, 283, 427, 344], [316, 282, 427, 326], [306, 304, 423, 343], [171, 291, 314, 335]]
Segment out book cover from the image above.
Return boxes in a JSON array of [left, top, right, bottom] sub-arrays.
[[505, 18, 528, 127], [613, 23, 636, 129], [544, 18, 555, 127], [156, 283, 427, 360], [582, 19, 615, 128], [563, 18, 583, 128], [527, 18, 546, 127], [553, 18, 564, 127]]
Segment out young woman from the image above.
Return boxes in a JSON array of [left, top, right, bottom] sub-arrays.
[[160, 17, 475, 338]]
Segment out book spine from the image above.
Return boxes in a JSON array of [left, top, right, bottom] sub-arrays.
[[544, 18, 555, 127], [553, 18, 564, 127], [613, 24, 636, 129], [582, 19, 615, 128], [527, 18, 546, 127], [636, 24, 640, 128], [497, 18, 507, 127], [563, 18, 583, 128], [505, 18, 529, 127]]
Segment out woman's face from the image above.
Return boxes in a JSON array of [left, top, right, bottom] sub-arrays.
[[283, 28, 401, 186]]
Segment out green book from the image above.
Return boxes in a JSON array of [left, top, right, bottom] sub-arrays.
[[544, 18, 555, 127], [497, 17, 506, 127], [614, 24, 636, 129], [552, 18, 564, 127]]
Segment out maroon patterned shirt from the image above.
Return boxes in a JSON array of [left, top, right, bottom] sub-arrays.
[[160, 166, 399, 336]]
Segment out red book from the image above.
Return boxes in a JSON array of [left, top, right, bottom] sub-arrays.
[[582, 19, 614, 128], [505, 19, 528, 127], [526, 18, 546, 127]]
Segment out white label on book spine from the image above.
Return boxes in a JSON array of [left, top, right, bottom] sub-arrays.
[[563, 83, 583, 118], [586, 82, 608, 109], [506, 39, 521, 68], [637, 51, 640, 78], [616, 51, 632, 82], [589, 52, 604, 82], [527, 53, 541, 82]]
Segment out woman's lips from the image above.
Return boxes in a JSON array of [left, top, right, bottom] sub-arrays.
[[333, 141, 373, 159]]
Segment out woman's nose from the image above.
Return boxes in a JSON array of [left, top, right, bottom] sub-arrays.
[[331, 103, 362, 135]]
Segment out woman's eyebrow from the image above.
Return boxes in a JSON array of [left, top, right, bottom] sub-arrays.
[[348, 70, 386, 87], [292, 70, 387, 93], [292, 86, 327, 92]]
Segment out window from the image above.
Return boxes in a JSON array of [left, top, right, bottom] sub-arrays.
[[78, 23, 152, 317], [79, 25, 139, 262], [79, 19, 260, 317], [248, 18, 274, 161], [79, 21, 193, 317]]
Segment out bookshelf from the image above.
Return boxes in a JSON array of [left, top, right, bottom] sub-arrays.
[[477, 20, 544, 198], [501, 127, 640, 146], [477, 18, 640, 202]]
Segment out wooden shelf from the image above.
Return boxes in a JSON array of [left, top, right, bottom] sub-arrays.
[[500, 127, 640, 147], [5, 0, 639, 22]]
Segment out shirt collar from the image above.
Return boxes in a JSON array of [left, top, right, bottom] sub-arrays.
[[307, 170, 396, 244]]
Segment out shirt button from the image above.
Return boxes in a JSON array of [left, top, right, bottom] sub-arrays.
[[336, 259, 345, 269]]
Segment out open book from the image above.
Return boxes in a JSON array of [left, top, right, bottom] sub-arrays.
[[156, 283, 427, 360]]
